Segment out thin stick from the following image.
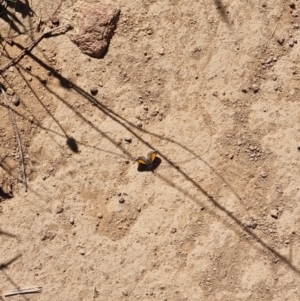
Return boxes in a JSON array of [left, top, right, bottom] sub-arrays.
[[5, 286, 42, 297], [0, 24, 71, 73], [1, 86, 27, 192], [264, 13, 282, 52]]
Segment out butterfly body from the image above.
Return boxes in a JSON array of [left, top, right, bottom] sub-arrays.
[[136, 150, 158, 170]]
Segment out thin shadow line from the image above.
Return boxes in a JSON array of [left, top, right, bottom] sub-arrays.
[[0, 102, 124, 157], [154, 168, 300, 273], [0, 229, 16, 238], [0, 254, 21, 270]]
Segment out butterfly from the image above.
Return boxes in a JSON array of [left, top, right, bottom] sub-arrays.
[[136, 150, 158, 170]]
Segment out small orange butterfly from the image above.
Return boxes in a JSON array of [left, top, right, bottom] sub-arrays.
[[136, 150, 158, 170]]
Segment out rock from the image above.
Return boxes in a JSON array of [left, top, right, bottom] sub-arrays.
[[55, 205, 64, 214], [289, 39, 294, 47], [72, 3, 120, 58], [244, 218, 257, 229], [260, 171, 268, 178], [41, 227, 56, 241], [79, 249, 85, 255], [157, 47, 164, 55], [124, 137, 132, 143], [90, 86, 98, 95], [278, 37, 285, 45], [298, 145, 300, 151], [244, 219, 252, 228], [251, 84, 260, 93], [69, 217, 75, 225], [270, 209, 278, 219], [98, 213, 103, 218], [51, 16, 59, 26], [119, 197, 125, 204], [251, 220, 257, 229], [12, 95, 20, 106], [25, 64, 32, 71], [6, 88, 14, 95], [170, 228, 177, 234]]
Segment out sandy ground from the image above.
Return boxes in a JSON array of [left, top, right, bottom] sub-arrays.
[[1, 0, 300, 300]]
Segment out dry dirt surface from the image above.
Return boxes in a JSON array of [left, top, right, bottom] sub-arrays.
[[1, 0, 300, 300]]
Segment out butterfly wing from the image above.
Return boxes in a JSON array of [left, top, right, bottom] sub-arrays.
[[147, 150, 158, 163], [136, 156, 149, 165]]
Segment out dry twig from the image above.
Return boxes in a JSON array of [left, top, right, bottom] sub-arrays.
[[0, 86, 27, 192], [5, 286, 42, 297], [264, 13, 283, 52]]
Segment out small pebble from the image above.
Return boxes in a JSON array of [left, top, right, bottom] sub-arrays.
[[229, 154, 234, 159], [137, 122, 143, 128], [51, 16, 59, 26], [289, 39, 294, 47], [192, 46, 201, 53], [241, 88, 248, 93], [79, 249, 85, 255], [157, 47, 164, 55], [124, 137, 132, 143], [170, 228, 177, 234], [251, 220, 257, 229], [270, 209, 278, 219], [289, 2, 296, 9], [212, 91, 218, 97], [39, 77, 47, 85], [278, 37, 285, 45], [260, 171, 268, 178], [12, 95, 20, 106], [119, 197, 125, 204], [252, 84, 260, 93], [25, 64, 32, 71], [55, 205, 64, 214], [69, 218, 75, 225], [6, 88, 14, 95], [245, 220, 252, 228], [98, 213, 103, 218], [137, 207, 141, 212], [90, 86, 98, 95], [297, 145, 300, 151]]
